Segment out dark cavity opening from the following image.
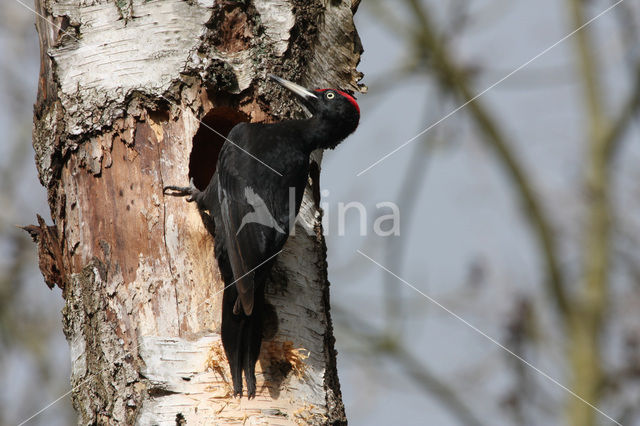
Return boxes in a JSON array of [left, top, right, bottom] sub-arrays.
[[189, 107, 249, 190]]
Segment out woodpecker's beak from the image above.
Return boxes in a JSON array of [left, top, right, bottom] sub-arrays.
[[269, 74, 317, 115]]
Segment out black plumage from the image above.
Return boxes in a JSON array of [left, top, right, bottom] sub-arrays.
[[164, 75, 360, 398]]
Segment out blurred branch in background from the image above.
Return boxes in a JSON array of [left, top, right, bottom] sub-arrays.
[[0, 2, 73, 425], [342, 0, 640, 425], [403, 0, 570, 317], [368, 0, 570, 315], [567, 0, 610, 424]]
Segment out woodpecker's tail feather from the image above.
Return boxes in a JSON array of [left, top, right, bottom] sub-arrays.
[[221, 285, 263, 398]]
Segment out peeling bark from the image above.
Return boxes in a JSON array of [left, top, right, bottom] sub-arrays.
[[31, 0, 363, 424], [22, 215, 66, 291]]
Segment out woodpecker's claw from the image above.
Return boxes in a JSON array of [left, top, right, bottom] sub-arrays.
[[163, 178, 198, 202]]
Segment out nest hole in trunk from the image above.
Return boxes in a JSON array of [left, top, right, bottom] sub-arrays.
[[189, 107, 250, 190]]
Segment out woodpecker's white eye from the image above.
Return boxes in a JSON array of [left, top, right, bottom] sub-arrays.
[[326, 91, 335, 99]]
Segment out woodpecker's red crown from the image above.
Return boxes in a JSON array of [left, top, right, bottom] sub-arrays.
[[315, 89, 360, 114]]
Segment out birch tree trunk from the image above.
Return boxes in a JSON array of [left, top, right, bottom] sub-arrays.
[[29, 0, 363, 424]]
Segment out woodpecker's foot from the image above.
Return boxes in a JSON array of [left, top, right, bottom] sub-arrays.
[[246, 375, 256, 399], [163, 178, 198, 202], [232, 384, 243, 398]]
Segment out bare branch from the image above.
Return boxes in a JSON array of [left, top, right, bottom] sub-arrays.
[[404, 0, 570, 316], [566, 0, 615, 424]]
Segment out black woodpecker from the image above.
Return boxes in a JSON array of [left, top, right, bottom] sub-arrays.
[[164, 75, 360, 398]]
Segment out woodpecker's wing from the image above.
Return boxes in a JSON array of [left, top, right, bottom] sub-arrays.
[[217, 126, 291, 316]]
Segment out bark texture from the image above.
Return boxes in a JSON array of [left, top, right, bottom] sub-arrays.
[[31, 0, 364, 424]]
